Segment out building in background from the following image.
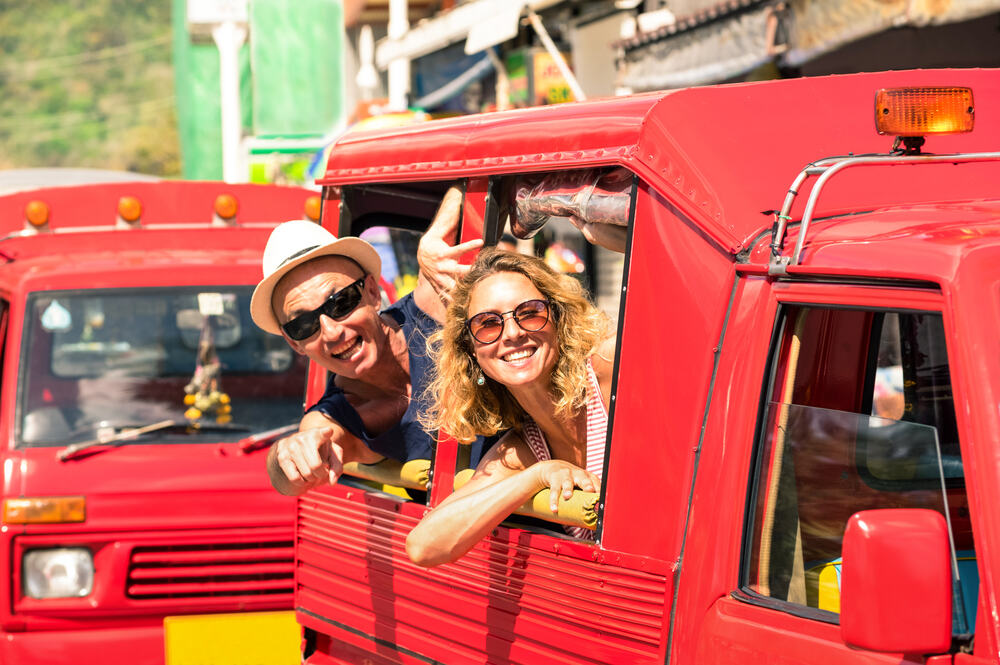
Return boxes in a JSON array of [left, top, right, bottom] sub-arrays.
[[173, 0, 347, 183], [361, 0, 1000, 114]]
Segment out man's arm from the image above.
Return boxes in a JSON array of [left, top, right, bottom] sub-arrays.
[[266, 409, 383, 496], [414, 184, 483, 322]]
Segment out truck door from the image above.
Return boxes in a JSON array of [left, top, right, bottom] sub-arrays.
[[680, 282, 976, 663]]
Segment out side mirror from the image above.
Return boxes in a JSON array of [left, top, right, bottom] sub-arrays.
[[840, 509, 952, 654]]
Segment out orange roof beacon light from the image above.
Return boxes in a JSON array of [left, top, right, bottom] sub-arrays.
[[116, 196, 143, 229], [304, 195, 322, 222], [876, 86, 974, 154], [23, 200, 51, 234], [213, 193, 239, 226]]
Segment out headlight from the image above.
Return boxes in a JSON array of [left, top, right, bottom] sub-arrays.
[[23, 548, 94, 599]]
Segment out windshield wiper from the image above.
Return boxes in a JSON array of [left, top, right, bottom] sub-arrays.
[[57, 420, 252, 461], [237, 423, 299, 454], [58, 419, 178, 461]]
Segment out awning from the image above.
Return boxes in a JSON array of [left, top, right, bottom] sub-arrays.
[[620, 0, 1000, 91], [783, 0, 1000, 67], [621, 3, 775, 90], [374, 0, 564, 68]]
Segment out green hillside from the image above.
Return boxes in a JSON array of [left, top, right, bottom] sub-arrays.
[[0, 0, 180, 175]]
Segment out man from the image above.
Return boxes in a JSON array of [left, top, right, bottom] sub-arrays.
[[250, 187, 480, 496]]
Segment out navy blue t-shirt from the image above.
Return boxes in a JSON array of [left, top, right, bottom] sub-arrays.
[[306, 293, 487, 466]]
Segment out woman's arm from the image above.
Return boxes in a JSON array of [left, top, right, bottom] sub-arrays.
[[406, 432, 598, 567]]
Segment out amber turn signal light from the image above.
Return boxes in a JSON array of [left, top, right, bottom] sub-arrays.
[[4, 496, 86, 524], [117, 196, 143, 223], [304, 195, 321, 222], [24, 200, 50, 228], [876, 87, 974, 136], [214, 194, 239, 220]]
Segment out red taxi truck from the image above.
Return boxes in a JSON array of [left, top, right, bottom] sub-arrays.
[[0, 180, 314, 664], [291, 68, 1000, 665]]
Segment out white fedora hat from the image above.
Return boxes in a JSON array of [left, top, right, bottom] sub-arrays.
[[250, 220, 381, 335]]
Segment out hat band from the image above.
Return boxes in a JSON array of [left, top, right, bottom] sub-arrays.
[[276, 244, 321, 269]]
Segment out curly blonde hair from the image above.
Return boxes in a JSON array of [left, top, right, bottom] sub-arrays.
[[422, 248, 611, 443]]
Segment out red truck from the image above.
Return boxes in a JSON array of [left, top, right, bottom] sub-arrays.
[[290, 69, 1000, 664], [0, 180, 315, 664]]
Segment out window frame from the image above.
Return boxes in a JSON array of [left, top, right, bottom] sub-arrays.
[[479, 168, 637, 543], [738, 281, 952, 624]]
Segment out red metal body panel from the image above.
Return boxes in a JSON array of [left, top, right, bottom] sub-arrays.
[[297, 488, 672, 665], [945, 246, 1000, 657], [300, 70, 1000, 664], [0, 182, 313, 663], [599, 183, 734, 558]]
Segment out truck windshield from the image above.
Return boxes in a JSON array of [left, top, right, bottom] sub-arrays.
[[17, 286, 307, 447]]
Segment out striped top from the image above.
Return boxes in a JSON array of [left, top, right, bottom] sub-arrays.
[[521, 357, 609, 540]]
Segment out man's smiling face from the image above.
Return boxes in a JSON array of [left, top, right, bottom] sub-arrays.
[[272, 255, 384, 379]]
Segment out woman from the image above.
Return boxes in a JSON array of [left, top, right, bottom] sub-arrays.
[[406, 248, 615, 567]]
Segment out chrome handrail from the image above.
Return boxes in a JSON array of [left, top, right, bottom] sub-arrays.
[[769, 151, 1000, 274]]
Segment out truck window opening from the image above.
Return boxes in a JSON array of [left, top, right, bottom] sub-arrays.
[[745, 305, 974, 639]]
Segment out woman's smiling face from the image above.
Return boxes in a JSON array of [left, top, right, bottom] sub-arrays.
[[467, 271, 558, 390]]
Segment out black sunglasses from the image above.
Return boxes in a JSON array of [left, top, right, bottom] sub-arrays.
[[281, 277, 367, 341], [466, 299, 550, 344]]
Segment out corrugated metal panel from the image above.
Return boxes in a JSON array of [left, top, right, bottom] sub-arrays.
[[297, 490, 670, 664]]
